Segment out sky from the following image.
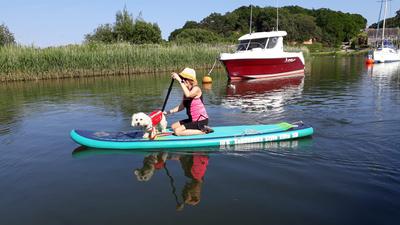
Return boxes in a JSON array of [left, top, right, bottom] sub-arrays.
[[1, 0, 399, 47]]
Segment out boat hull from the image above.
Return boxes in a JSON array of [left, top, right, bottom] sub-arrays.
[[373, 48, 400, 63], [220, 57, 305, 80]]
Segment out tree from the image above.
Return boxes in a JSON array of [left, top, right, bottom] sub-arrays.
[[168, 21, 200, 41], [132, 21, 162, 44], [281, 14, 317, 42], [85, 7, 162, 44], [169, 5, 367, 46], [85, 24, 115, 43], [114, 7, 135, 42], [0, 23, 15, 46], [173, 28, 222, 44]]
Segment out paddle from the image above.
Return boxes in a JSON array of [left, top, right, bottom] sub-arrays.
[[161, 79, 175, 112], [164, 163, 184, 210]]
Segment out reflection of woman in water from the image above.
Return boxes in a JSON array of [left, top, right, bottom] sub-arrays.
[[177, 154, 209, 210], [133, 152, 209, 210]]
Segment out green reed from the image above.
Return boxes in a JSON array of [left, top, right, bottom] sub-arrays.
[[0, 43, 229, 82]]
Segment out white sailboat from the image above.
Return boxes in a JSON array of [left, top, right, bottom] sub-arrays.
[[372, 0, 400, 63]]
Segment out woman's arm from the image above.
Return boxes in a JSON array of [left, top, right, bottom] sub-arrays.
[[180, 84, 201, 98], [171, 72, 201, 98], [167, 102, 185, 115]]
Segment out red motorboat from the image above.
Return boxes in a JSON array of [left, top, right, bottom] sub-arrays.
[[219, 31, 305, 80]]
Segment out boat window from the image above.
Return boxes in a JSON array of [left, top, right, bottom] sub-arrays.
[[266, 37, 279, 49], [236, 40, 249, 51], [247, 38, 268, 50], [236, 38, 268, 51]]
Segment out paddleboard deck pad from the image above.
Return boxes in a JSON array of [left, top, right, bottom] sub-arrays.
[[70, 122, 313, 150]]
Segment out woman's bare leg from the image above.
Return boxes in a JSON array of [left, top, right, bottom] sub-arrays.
[[173, 125, 204, 136], [171, 121, 181, 130]]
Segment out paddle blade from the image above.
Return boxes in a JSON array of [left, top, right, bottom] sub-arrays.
[[277, 122, 294, 131]]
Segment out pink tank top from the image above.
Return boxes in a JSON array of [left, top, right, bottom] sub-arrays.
[[190, 97, 208, 121]]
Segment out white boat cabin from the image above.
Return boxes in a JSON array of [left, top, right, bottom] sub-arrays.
[[236, 31, 287, 52]]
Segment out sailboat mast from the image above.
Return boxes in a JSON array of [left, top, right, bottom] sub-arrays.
[[276, 0, 279, 31], [249, 5, 253, 34], [375, 0, 383, 47], [382, 0, 388, 47]]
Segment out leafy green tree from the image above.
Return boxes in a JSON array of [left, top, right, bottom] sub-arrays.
[[85, 24, 115, 43], [0, 23, 15, 46], [282, 14, 317, 42], [169, 5, 367, 46], [114, 7, 135, 42], [253, 8, 276, 32], [200, 13, 228, 35], [183, 21, 200, 29], [168, 21, 200, 41], [132, 21, 162, 44], [85, 7, 162, 44], [173, 28, 222, 43]]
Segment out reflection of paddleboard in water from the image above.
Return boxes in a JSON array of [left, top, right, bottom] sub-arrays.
[[70, 122, 313, 150], [222, 75, 304, 113]]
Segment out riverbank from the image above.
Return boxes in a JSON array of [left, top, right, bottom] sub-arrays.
[[310, 48, 370, 56], [0, 43, 229, 82], [0, 43, 368, 82]]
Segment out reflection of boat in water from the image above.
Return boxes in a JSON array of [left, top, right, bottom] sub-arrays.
[[222, 75, 304, 113], [366, 61, 400, 77]]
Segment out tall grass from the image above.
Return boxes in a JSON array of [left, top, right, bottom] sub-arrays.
[[0, 43, 229, 82], [284, 45, 310, 57]]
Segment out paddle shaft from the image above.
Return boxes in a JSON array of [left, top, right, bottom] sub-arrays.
[[161, 79, 175, 112], [164, 164, 182, 208]]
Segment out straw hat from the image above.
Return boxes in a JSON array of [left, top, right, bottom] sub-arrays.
[[179, 68, 196, 81]]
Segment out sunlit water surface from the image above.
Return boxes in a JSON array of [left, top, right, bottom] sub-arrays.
[[0, 56, 399, 225]]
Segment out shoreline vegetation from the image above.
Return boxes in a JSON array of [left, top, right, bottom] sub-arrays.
[[0, 4, 386, 82], [0, 43, 229, 82], [0, 43, 369, 82]]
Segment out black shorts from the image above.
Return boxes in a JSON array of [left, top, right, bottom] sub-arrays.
[[179, 118, 209, 130]]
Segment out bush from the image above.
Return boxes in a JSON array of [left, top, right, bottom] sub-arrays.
[[85, 8, 162, 44], [306, 43, 324, 52], [0, 24, 15, 46], [172, 28, 222, 44]]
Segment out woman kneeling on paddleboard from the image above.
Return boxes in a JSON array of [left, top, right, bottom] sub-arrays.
[[165, 68, 213, 136]]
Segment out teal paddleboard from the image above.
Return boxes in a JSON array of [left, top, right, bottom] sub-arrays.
[[70, 122, 313, 150]]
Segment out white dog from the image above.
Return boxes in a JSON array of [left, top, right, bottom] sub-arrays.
[[131, 111, 167, 139], [134, 152, 168, 181]]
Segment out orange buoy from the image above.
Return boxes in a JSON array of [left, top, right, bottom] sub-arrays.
[[365, 58, 375, 64], [202, 75, 212, 83]]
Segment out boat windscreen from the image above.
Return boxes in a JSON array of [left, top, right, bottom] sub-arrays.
[[266, 37, 279, 49], [237, 38, 268, 51]]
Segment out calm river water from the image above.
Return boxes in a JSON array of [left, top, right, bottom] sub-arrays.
[[0, 56, 399, 225]]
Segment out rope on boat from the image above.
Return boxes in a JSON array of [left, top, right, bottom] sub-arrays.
[[207, 58, 218, 76]]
